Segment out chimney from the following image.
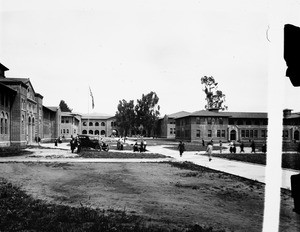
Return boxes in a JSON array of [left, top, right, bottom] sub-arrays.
[[283, 109, 292, 118]]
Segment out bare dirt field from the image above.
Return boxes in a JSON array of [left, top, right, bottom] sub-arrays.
[[0, 161, 299, 231]]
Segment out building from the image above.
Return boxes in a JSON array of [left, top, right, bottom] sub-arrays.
[[175, 110, 269, 143], [0, 63, 45, 147], [80, 114, 117, 137], [60, 112, 81, 139], [158, 111, 190, 139]]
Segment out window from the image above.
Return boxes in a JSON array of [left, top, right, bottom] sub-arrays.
[[95, 122, 99, 126], [101, 122, 105, 126], [82, 130, 87, 134], [246, 130, 249, 138], [241, 130, 245, 138], [111, 122, 114, 127], [246, 119, 251, 125], [83, 122, 87, 126], [61, 119, 64, 123], [66, 120, 69, 123], [254, 130, 258, 138], [208, 130, 212, 137], [89, 130, 93, 135], [4, 113, 8, 134], [22, 115, 25, 134], [196, 130, 200, 137], [250, 130, 253, 138], [222, 130, 225, 137], [282, 130, 288, 138], [262, 130, 267, 138], [89, 122, 93, 126], [63, 129, 65, 134], [66, 129, 69, 134], [207, 117, 212, 124], [196, 117, 200, 124], [217, 130, 221, 137], [237, 119, 243, 125], [95, 130, 99, 135], [170, 128, 173, 135], [219, 118, 223, 125]]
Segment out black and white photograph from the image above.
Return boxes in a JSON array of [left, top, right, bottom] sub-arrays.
[[0, 0, 300, 231]]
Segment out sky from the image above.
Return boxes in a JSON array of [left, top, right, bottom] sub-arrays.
[[0, 0, 299, 116]]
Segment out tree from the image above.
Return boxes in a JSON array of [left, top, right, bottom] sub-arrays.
[[59, 100, 72, 112], [135, 91, 160, 136], [115, 99, 136, 136], [201, 76, 228, 111]]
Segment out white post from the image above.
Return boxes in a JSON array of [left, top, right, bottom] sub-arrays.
[[263, 0, 285, 231]]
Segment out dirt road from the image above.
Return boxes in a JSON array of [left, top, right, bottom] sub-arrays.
[[0, 161, 299, 231]]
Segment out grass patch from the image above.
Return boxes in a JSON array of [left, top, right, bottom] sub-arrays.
[[0, 147, 33, 157], [0, 177, 226, 232], [79, 151, 170, 159]]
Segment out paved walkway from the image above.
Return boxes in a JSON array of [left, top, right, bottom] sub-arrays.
[[1, 142, 299, 190]]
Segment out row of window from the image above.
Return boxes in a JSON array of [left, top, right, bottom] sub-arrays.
[[241, 129, 267, 138], [82, 121, 117, 127], [61, 129, 77, 134], [283, 130, 300, 140], [82, 130, 106, 135], [176, 117, 268, 126], [0, 112, 9, 135]]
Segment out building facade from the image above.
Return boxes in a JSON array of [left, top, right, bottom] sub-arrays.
[[80, 114, 117, 137], [174, 109, 300, 144]]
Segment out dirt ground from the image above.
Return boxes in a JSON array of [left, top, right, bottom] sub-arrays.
[[0, 162, 299, 232]]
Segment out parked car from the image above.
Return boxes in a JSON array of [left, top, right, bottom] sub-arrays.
[[77, 135, 102, 152]]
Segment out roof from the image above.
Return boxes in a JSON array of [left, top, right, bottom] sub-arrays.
[[167, 111, 191, 118], [43, 106, 59, 112], [81, 114, 114, 120], [0, 82, 17, 94], [0, 63, 9, 72], [175, 110, 268, 119], [285, 112, 300, 119], [222, 112, 268, 119], [0, 77, 34, 91]]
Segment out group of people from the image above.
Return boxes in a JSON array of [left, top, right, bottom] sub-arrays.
[[133, 140, 147, 152], [178, 139, 267, 160]]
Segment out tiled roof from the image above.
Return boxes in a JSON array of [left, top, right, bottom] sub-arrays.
[[0, 82, 17, 93], [44, 106, 58, 112], [176, 110, 268, 119], [168, 111, 191, 118], [222, 112, 268, 119], [81, 113, 114, 120]]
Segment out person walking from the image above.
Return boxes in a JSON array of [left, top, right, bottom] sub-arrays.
[[178, 141, 185, 157], [202, 138, 205, 147], [240, 141, 245, 153], [219, 140, 223, 153], [206, 142, 213, 161], [70, 138, 76, 153], [251, 140, 256, 153]]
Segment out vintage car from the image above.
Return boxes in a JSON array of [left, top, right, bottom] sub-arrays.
[[77, 135, 109, 152]]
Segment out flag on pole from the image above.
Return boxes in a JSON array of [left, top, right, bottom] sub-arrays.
[[89, 87, 95, 109]]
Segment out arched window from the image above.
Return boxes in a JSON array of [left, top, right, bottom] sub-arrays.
[[4, 113, 8, 134], [101, 122, 105, 126], [82, 130, 87, 134], [294, 130, 300, 141], [89, 130, 93, 135], [22, 115, 25, 134], [0, 112, 4, 134], [67, 129, 69, 134], [101, 130, 106, 136], [83, 121, 87, 126], [63, 129, 65, 134], [95, 122, 99, 126], [95, 130, 99, 135], [89, 122, 93, 126]]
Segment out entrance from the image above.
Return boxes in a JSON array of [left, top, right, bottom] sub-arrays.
[[230, 130, 236, 141]]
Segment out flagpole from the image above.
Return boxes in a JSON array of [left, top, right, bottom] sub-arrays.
[[88, 86, 90, 135]]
